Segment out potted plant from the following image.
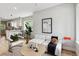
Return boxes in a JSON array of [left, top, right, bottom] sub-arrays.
[[25, 22, 32, 44], [10, 34, 19, 42]]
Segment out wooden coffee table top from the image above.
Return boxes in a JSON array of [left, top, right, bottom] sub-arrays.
[[20, 44, 46, 56]]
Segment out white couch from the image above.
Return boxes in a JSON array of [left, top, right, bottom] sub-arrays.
[[28, 34, 62, 56], [6, 30, 24, 47], [6, 30, 22, 41]]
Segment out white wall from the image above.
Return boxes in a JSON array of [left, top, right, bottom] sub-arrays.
[[76, 4, 79, 43], [33, 4, 76, 51], [76, 4, 79, 55]]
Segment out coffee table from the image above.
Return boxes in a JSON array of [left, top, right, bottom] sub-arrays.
[[20, 44, 46, 56]]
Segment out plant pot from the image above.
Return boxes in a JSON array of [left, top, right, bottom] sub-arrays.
[[25, 35, 30, 44]]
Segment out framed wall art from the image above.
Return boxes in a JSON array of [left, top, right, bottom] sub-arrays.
[[42, 18, 52, 34]]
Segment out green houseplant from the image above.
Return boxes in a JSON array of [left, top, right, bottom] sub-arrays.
[[10, 34, 19, 42], [25, 22, 32, 44]]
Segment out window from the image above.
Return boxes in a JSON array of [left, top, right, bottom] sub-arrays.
[[23, 20, 33, 30], [11, 21, 17, 28]]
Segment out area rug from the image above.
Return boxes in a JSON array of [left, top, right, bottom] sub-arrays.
[[1, 46, 23, 56], [1, 46, 51, 56]]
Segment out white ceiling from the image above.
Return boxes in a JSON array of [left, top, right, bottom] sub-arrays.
[[0, 3, 61, 20]]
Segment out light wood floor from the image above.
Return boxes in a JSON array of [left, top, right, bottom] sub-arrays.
[[61, 49, 76, 56], [0, 37, 77, 56]]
